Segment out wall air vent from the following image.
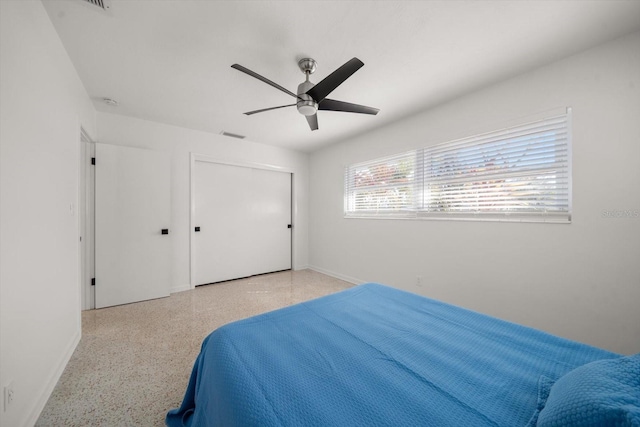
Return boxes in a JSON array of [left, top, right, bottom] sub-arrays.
[[220, 131, 246, 140], [81, 0, 112, 11]]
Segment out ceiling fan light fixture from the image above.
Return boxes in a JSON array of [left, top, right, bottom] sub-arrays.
[[297, 98, 318, 116]]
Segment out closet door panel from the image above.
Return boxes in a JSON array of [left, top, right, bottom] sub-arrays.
[[193, 161, 291, 286]]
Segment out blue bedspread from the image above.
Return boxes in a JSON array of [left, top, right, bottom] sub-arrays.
[[167, 283, 619, 426]]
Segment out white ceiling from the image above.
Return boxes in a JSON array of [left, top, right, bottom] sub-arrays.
[[42, 0, 640, 152]]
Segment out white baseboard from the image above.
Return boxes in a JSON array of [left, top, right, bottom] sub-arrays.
[[307, 265, 365, 285], [170, 283, 192, 294], [25, 327, 81, 427]]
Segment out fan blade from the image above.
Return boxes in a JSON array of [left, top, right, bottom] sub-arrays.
[[306, 114, 318, 131], [318, 99, 379, 115], [244, 104, 296, 115], [231, 64, 298, 99], [306, 57, 364, 102]]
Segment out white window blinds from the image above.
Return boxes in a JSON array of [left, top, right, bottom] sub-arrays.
[[421, 112, 571, 221], [345, 109, 571, 223], [344, 150, 418, 217]]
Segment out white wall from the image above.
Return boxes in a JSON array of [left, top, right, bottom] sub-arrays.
[[0, 2, 97, 426], [309, 32, 640, 355], [97, 112, 309, 293]]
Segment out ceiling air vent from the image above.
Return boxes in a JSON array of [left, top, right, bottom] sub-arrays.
[[220, 131, 246, 140], [81, 0, 112, 11]]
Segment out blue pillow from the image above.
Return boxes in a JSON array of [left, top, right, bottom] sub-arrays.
[[536, 353, 640, 427]]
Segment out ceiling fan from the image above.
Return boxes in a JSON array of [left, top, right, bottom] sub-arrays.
[[231, 57, 379, 131]]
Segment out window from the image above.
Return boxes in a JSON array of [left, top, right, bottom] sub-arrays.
[[344, 151, 418, 217], [345, 109, 571, 222]]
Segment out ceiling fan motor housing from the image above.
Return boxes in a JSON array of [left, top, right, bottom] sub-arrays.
[[297, 80, 317, 116]]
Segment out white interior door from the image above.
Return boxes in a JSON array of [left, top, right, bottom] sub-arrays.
[[193, 161, 291, 286], [194, 162, 252, 285], [95, 143, 171, 308], [250, 168, 292, 275]]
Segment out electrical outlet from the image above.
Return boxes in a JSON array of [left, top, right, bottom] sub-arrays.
[[4, 381, 14, 412], [416, 276, 423, 287]]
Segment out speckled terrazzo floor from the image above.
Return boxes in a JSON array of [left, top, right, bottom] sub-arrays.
[[36, 269, 353, 427]]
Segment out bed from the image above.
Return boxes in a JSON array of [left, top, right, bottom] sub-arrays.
[[166, 283, 640, 427]]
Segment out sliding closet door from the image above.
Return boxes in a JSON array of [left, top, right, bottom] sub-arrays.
[[193, 161, 291, 286], [250, 167, 292, 275], [95, 143, 171, 308], [194, 162, 253, 285]]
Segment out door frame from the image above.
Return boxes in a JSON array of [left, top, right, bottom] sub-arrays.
[[189, 153, 295, 290], [80, 129, 95, 310]]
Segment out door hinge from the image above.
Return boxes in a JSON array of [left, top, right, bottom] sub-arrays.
[[91, 157, 95, 165], [91, 278, 95, 286]]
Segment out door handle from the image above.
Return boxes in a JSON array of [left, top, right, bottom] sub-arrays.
[[287, 224, 292, 229], [195, 226, 201, 232], [161, 229, 169, 235]]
